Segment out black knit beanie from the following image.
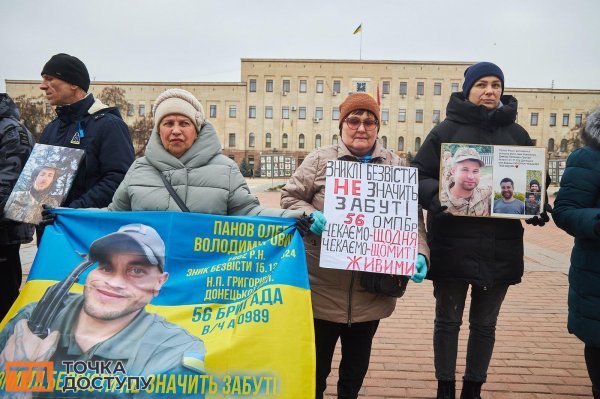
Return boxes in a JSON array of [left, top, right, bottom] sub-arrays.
[[41, 53, 90, 92]]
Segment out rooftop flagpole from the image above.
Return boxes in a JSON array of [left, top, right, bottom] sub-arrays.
[[353, 23, 363, 60]]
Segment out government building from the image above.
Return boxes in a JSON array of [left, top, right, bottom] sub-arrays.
[[7, 58, 600, 176]]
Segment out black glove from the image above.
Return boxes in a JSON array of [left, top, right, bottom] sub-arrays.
[[40, 204, 57, 227], [429, 194, 453, 221], [295, 214, 314, 237], [526, 203, 552, 227]]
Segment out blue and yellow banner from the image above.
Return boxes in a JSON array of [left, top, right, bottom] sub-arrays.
[[0, 209, 314, 398]]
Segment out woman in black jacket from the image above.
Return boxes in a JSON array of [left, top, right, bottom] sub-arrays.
[[412, 62, 547, 399]]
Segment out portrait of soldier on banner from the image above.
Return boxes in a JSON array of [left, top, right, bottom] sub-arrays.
[[3, 144, 84, 225], [0, 223, 206, 381]]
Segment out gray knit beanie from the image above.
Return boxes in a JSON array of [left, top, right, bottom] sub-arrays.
[[583, 107, 600, 148], [153, 89, 205, 130]]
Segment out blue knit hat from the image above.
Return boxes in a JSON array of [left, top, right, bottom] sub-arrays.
[[462, 62, 504, 98]]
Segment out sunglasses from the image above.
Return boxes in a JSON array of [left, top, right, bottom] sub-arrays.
[[345, 117, 378, 131]]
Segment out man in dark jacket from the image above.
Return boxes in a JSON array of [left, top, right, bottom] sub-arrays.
[[412, 62, 547, 399], [0, 93, 35, 320], [39, 53, 134, 209]]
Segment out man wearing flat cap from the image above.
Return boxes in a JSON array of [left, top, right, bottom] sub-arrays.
[[0, 224, 206, 378], [439, 147, 492, 216], [38, 53, 134, 211]]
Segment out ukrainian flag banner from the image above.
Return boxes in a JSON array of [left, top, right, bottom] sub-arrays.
[[353, 23, 362, 34], [0, 209, 315, 398]]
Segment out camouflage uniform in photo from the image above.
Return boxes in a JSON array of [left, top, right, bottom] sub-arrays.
[[440, 181, 492, 216], [5, 190, 60, 225]]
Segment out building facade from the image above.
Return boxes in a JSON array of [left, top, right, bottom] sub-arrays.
[[7, 58, 600, 174]]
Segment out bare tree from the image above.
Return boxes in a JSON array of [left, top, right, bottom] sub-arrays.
[[129, 116, 154, 156], [98, 86, 128, 115], [13, 95, 54, 141]]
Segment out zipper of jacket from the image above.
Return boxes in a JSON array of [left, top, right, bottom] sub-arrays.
[[347, 271, 355, 326]]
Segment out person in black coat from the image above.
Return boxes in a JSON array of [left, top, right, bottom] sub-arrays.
[[0, 93, 35, 320], [36, 54, 135, 242], [553, 107, 600, 399], [38, 53, 134, 209], [412, 62, 549, 399]]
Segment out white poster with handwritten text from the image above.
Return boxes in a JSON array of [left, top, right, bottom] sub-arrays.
[[319, 160, 419, 275]]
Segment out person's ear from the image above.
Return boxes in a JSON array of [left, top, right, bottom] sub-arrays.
[[153, 272, 169, 296]]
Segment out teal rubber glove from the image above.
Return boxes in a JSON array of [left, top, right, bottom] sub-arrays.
[[310, 211, 327, 236], [411, 254, 428, 283]]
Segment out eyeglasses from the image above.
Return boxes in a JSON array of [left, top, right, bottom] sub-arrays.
[[345, 117, 378, 131]]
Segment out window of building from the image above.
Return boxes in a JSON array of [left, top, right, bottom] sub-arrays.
[[299, 134, 305, 149], [282, 133, 288, 149], [356, 81, 367, 92], [229, 105, 237, 118], [433, 110, 441, 123], [381, 109, 389, 123], [530, 112, 538, 126], [547, 138, 554, 152], [333, 80, 341, 94], [282, 107, 290, 119], [249, 132, 255, 147], [248, 106, 256, 119], [563, 113, 570, 126], [382, 81, 390, 95], [434, 82, 442, 95], [315, 107, 323, 120], [451, 83, 459, 93], [398, 136, 404, 151], [139, 104, 145, 116], [332, 134, 338, 145], [248, 155, 255, 171], [417, 82, 424, 96], [315, 134, 322, 148], [265, 106, 273, 119], [45, 103, 52, 114], [415, 137, 422, 151], [381, 136, 387, 148], [416, 109, 423, 123], [316, 80, 324, 93], [398, 109, 406, 122], [249, 79, 256, 92], [265, 133, 272, 148], [299, 107, 306, 119], [549, 113, 556, 126], [299, 80, 307, 93], [560, 138, 568, 152], [332, 107, 340, 120], [266, 79, 273, 92], [399, 82, 408, 95], [575, 113, 583, 127], [210, 104, 217, 118], [228, 133, 236, 147], [127, 103, 134, 117], [282, 79, 290, 93]]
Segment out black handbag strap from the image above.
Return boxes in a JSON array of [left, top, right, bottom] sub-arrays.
[[159, 173, 190, 212]]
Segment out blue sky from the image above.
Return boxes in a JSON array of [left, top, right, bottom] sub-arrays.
[[2, 0, 599, 91]]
